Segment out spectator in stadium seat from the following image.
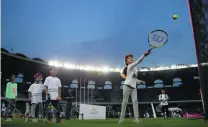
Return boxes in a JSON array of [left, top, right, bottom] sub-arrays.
[[5, 75, 17, 121], [28, 73, 44, 122], [44, 67, 62, 123], [119, 50, 150, 124], [159, 89, 169, 119]]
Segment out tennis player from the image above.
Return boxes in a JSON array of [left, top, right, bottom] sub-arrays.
[[28, 73, 44, 122], [44, 67, 62, 123], [159, 89, 169, 119], [119, 50, 150, 123], [5, 75, 18, 121]]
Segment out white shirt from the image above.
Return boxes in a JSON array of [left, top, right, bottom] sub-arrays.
[[28, 83, 44, 104], [124, 55, 145, 88], [159, 94, 169, 105], [44, 76, 62, 100]]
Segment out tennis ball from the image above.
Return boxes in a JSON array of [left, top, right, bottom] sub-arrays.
[[172, 14, 178, 20]]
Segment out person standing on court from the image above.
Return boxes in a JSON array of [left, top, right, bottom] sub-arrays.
[[44, 67, 62, 123], [28, 73, 44, 122], [119, 50, 150, 124], [5, 75, 18, 121], [159, 89, 169, 119]]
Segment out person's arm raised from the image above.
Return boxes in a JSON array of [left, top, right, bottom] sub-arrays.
[[128, 50, 150, 69]]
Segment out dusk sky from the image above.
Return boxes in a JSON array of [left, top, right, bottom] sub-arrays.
[[2, 0, 196, 68]]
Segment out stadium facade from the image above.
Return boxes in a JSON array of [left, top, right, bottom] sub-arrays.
[[1, 50, 202, 117]]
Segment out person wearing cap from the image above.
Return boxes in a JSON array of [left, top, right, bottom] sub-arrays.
[[44, 67, 62, 123], [28, 73, 44, 122], [119, 50, 150, 124]]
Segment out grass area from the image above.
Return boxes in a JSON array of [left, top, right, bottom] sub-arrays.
[[1, 118, 207, 127]]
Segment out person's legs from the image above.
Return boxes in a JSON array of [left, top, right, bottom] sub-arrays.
[[38, 102, 44, 118], [68, 101, 72, 119], [43, 102, 48, 118], [161, 106, 166, 118], [164, 105, 168, 119], [65, 101, 70, 119], [31, 103, 38, 122], [5, 99, 14, 121], [4, 100, 9, 119], [31, 103, 37, 118], [51, 100, 61, 122], [10, 100, 16, 113], [131, 88, 140, 123], [119, 85, 130, 123]]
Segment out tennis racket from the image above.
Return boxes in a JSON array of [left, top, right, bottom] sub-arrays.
[[148, 30, 168, 52], [24, 102, 32, 122]]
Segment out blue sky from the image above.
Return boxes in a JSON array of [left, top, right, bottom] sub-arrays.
[[2, 0, 196, 68]]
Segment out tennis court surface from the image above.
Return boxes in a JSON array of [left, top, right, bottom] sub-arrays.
[[1, 118, 207, 127]]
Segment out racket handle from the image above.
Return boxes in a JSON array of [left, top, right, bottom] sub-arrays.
[[148, 48, 153, 52], [144, 49, 151, 57]]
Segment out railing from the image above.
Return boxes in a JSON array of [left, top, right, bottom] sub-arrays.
[[0, 97, 202, 105]]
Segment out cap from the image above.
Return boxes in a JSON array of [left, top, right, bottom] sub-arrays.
[[34, 73, 43, 78]]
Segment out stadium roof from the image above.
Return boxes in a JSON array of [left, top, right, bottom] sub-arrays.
[[1, 50, 207, 72]]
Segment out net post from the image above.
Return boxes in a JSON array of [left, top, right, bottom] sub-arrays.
[[150, 102, 157, 118]]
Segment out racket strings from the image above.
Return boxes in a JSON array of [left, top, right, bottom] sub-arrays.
[[148, 30, 168, 48]]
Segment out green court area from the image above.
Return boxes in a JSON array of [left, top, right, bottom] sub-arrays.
[[1, 118, 207, 127]]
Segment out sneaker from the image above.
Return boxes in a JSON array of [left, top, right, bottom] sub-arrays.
[[134, 119, 141, 124], [32, 119, 37, 122], [24, 117, 29, 122], [56, 119, 62, 123], [5, 118, 12, 121], [38, 118, 44, 122], [118, 118, 124, 124]]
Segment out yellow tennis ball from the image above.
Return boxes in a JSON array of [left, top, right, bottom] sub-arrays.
[[172, 14, 178, 20]]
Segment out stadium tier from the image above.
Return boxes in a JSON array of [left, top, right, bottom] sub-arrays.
[[1, 50, 203, 117], [1, 51, 201, 102]]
